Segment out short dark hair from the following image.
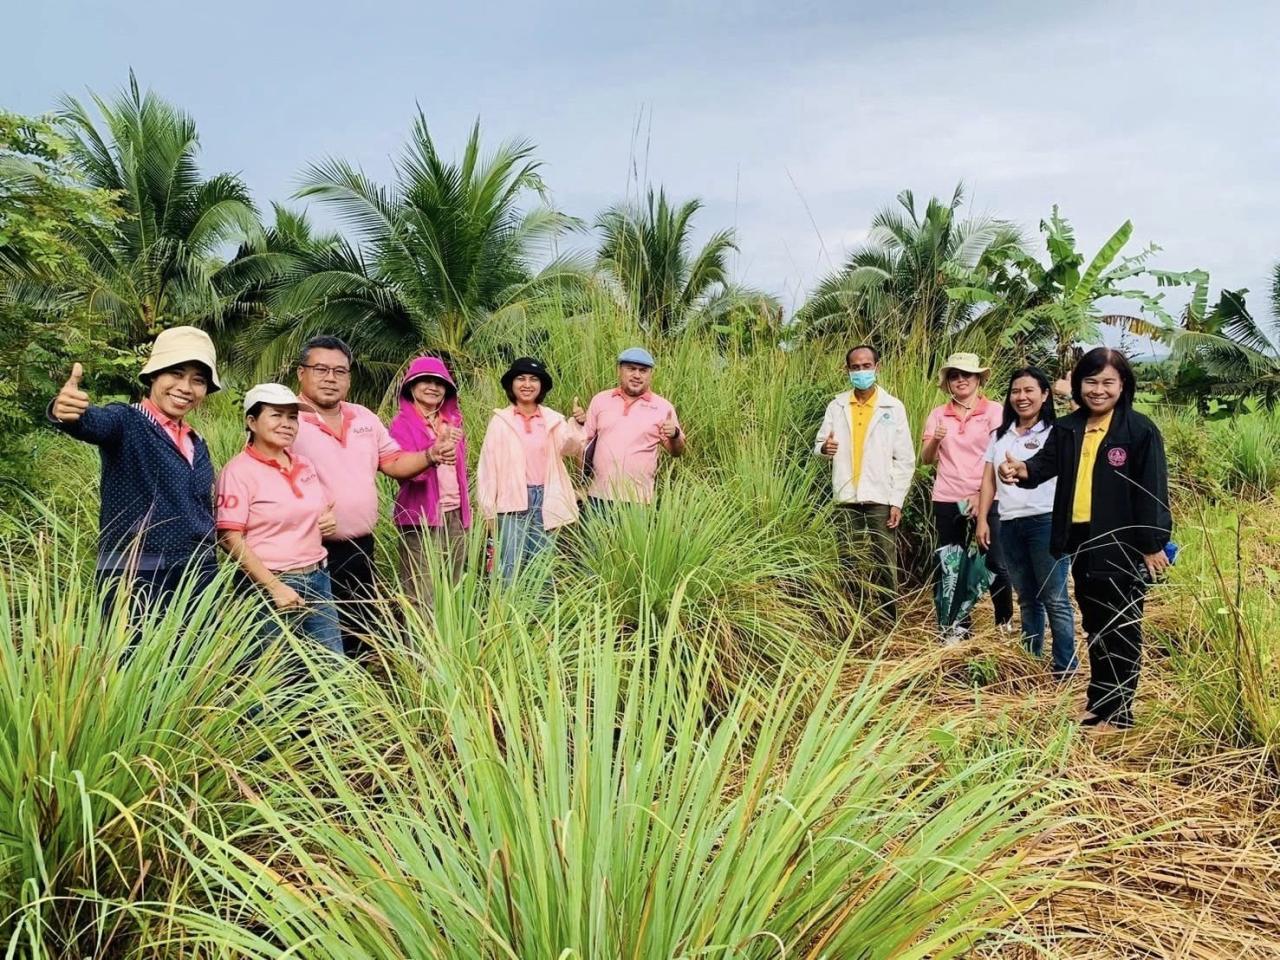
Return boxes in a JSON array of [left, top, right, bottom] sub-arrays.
[[996, 366, 1056, 439], [846, 344, 880, 365], [503, 379, 549, 405], [298, 335, 353, 367], [1071, 347, 1136, 408]]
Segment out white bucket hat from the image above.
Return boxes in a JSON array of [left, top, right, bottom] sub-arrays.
[[937, 351, 991, 389], [139, 326, 222, 392], [243, 383, 311, 414]]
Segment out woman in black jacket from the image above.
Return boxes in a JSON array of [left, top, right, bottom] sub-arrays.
[[999, 348, 1171, 731]]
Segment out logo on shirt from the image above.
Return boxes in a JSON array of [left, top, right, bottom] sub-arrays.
[[351, 425, 375, 436], [215, 493, 239, 509], [1107, 447, 1128, 467], [1024, 440, 1041, 450]]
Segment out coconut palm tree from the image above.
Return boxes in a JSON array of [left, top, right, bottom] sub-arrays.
[[265, 113, 582, 383], [796, 184, 1023, 345], [52, 72, 267, 344], [595, 188, 739, 336], [1163, 270, 1280, 412]]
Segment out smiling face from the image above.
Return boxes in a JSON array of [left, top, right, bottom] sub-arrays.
[[411, 377, 448, 410], [147, 363, 210, 421], [1080, 365, 1124, 415], [511, 373, 543, 406], [247, 403, 300, 450], [618, 362, 653, 397], [296, 347, 352, 410], [946, 369, 981, 403], [1008, 374, 1048, 423]]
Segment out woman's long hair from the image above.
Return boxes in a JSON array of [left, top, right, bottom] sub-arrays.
[[996, 366, 1056, 440]]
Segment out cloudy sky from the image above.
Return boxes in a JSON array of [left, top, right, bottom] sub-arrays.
[[6, 0, 1278, 327]]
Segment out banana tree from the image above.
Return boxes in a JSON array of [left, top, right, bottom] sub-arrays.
[[949, 207, 1200, 377]]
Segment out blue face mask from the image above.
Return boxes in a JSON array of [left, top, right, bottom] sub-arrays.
[[849, 370, 877, 390]]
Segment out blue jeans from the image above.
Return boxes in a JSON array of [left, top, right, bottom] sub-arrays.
[[497, 485, 553, 583], [253, 568, 344, 656], [1001, 513, 1078, 675]]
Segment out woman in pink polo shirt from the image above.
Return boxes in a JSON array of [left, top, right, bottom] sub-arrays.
[[921, 352, 1013, 636], [476, 357, 585, 583], [216, 384, 342, 654], [388, 355, 472, 609]]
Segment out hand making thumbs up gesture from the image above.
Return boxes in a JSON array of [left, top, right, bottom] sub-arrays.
[[52, 363, 91, 423], [659, 412, 679, 442], [432, 422, 458, 465], [820, 430, 838, 458], [318, 501, 338, 538], [571, 396, 587, 426], [998, 450, 1028, 483]]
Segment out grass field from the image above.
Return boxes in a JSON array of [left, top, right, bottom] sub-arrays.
[[2, 319, 1278, 958]]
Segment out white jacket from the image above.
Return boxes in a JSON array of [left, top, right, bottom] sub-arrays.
[[813, 388, 916, 507]]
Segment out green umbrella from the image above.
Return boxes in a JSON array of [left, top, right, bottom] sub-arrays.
[[934, 542, 995, 629]]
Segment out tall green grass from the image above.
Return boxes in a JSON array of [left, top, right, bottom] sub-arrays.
[[124, 595, 1074, 958], [0, 533, 325, 957]]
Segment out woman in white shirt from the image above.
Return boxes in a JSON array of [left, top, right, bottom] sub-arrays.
[[976, 368, 1078, 677]]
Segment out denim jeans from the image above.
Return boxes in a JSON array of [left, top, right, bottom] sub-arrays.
[[254, 568, 344, 656], [497, 485, 554, 583], [1002, 513, 1078, 675]]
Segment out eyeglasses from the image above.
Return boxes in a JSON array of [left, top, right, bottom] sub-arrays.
[[300, 363, 351, 379], [946, 370, 977, 381]]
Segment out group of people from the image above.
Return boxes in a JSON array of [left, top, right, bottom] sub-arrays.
[[816, 345, 1172, 732], [49, 329, 683, 658], [50, 325, 1172, 732]]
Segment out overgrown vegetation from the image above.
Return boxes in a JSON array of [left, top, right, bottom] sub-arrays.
[[2, 74, 1280, 957]]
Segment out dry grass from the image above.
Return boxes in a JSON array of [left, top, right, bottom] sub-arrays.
[[861, 573, 1280, 958]]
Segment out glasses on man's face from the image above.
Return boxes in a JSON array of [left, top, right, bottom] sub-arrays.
[[301, 363, 350, 380]]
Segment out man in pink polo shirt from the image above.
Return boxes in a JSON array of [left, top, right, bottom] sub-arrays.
[[573, 347, 685, 506], [290, 336, 446, 655]]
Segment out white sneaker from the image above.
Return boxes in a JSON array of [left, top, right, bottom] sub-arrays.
[[941, 624, 969, 647], [998, 622, 1017, 637]]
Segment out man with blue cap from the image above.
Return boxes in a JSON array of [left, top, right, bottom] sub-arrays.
[[572, 346, 684, 504]]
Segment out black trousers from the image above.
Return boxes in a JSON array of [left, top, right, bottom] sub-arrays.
[[1069, 524, 1147, 728], [932, 500, 1013, 626], [323, 535, 378, 658]]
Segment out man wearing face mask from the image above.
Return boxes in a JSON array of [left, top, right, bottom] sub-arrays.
[[814, 345, 916, 619]]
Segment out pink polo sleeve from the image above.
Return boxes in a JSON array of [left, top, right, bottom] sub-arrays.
[[215, 459, 251, 531], [375, 418, 404, 468]]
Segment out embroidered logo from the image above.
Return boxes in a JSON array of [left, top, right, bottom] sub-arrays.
[[1024, 440, 1041, 450], [1107, 447, 1128, 467]]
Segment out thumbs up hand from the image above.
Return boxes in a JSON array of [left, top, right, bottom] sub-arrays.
[[52, 362, 91, 422], [659, 412, 679, 441], [318, 502, 338, 538], [571, 396, 587, 426], [821, 431, 838, 457], [998, 450, 1028, 483], [432, 423, 458, 465]]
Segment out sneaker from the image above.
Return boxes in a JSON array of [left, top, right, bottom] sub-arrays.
[[940, 624, 969, 647], [997, 622, 1017, 637]]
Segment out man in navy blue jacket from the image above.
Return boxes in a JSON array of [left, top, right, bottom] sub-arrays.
[[49, 326, 222, 615]]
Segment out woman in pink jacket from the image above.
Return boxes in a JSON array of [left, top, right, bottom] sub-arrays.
[[476, 357, 585, 583], [388, 356, 471, 609]]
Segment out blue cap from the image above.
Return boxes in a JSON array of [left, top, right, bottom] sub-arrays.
[[617, 346, 655, 368]]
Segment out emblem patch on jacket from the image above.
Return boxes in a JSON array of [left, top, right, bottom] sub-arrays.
[[1107, 447, 1128, 467]]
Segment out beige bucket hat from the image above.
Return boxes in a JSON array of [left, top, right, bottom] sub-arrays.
[[139, 326, 221, 392], [937, 351, 990, 389]]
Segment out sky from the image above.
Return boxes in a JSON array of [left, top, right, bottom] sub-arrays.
[[5, 0, 1279, 331]]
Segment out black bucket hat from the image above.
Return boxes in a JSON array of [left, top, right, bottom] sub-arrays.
[[500, 356, 553, 396]]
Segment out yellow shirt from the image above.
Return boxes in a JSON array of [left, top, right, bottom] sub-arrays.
[[1072, 411, 1114, 523], [848, 388, 878, 487]]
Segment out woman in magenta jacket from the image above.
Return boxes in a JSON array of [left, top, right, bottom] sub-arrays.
[[388, 356, 472, 610]]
